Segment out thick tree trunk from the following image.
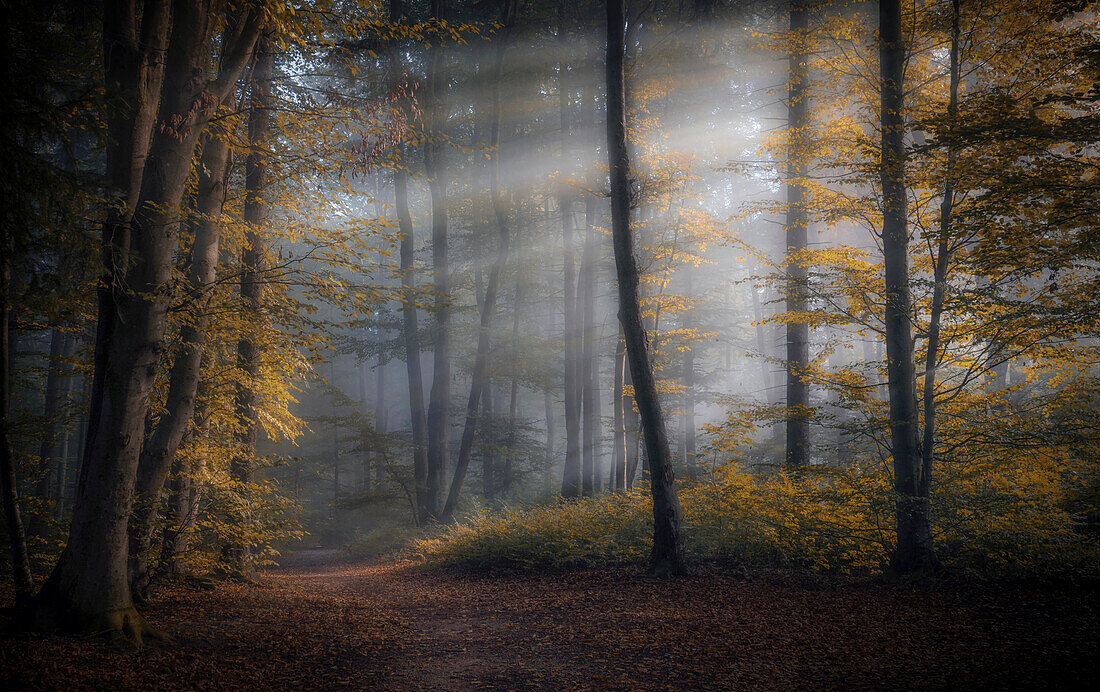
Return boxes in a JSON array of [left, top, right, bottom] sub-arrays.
[[423, 0, 450, 521], [35, 2, 261, 639], [226, 30, 272, 578], [606, 0, 685, 575], [785, 0, 811, 468], [879, 0, 936, 574], [81, 0, 171, 484], [128, 86, 235, 597], [441, 35, 511, 522]]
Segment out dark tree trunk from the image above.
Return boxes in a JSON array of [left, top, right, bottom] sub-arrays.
[[441, 33, 511, 522], [1, 246, 34, 605], [128, 84, 235, 598], [155, 423, 206, 583], [624, 359, 640, 489], [920, 0, 960, 500], [29, 329, 75, 537], [785, 0, 811, 468], [35, 2, 261, 638], [226, 29, 272, 578], [388, 1, 427, 522], [606, 0, 685, 575], [424, 0, 450, 521], [879, 0, 936, 574]]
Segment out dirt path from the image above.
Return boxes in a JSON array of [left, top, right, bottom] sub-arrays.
[[3, 550, 1098, 690]]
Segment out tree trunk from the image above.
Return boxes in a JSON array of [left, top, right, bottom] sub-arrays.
[[559, 12, 582, 498], [155, 430, 206, 583], [29, 329, 75, 537], [128, 83, 235, 598], [612, 337, 626, 491], [1, 242, 35, 605], [580, 196, 598, 495], [920, 0, 960, 500], [682, 270, 697, 479], [503, 278, 523, 498], [34, 3, 261, 639], [606, 0, 685, 575], [226, 28, 272, 578], [879, 0, 936, 574], [785, 0, 811, 468], [423, 0, 450, 521], [441, 34, 511, 522]]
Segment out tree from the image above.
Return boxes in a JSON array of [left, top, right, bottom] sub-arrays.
[[878, 0, 936, 574], [33, 0, 264, 640], [424, 0, 451, 520], [605, 0, 685, 575], [785, 0, 811, 467]]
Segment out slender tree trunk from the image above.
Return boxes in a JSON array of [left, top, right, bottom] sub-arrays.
[[682, 270, 697, 479], [559, 12, 582, 497], [394, 159, 429, 523], [388, 1, 426, 520], [503, 279, 523, 498], [128, 85, 235, 597], [155, 420, 206, 583], [28, 329, 74, 537], [226, 30, 272, 577], [374, 353, 386, 484], [606, 0, 684, 575], [879, 0, 936, 574], [612, 337, 626, 490], [1, 242, 34, 605], [785, 0, 811, 467], [423, 0, 450, 521], [441, 34, 511, 521], [920, 0, 960, 499], [544, 389, 554, 496], [35, 3, 261, 638], [625, 360, 640, 489], [580, 196, 598, 495]]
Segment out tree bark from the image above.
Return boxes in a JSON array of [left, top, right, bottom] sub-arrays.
[[423, 0, 450, 521], [879, 0, 936, 574], [606, 0, 685, 575], [920, 0, 960, 499], [128, 83, 236, 598], [785, 0, 811, 467], [34, 1, 261, 639]]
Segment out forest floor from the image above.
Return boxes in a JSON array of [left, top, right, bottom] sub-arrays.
[[2, 549, 1099, 690]]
